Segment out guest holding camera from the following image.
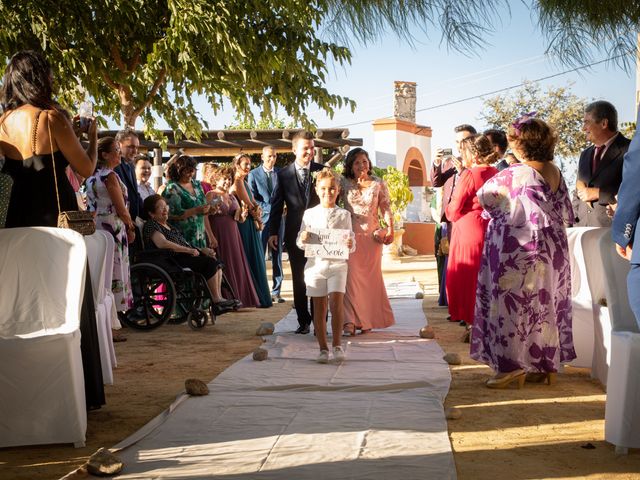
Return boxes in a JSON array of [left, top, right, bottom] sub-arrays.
[[341, 147, 394, 335], [0, 50, 97, 227], [0, 50, 104, 409], [432, 124, 477, 311]]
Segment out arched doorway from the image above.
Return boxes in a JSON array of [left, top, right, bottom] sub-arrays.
[[402, 147, 427, 186]]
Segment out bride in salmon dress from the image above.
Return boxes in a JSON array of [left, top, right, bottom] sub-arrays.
[[341, 148, 395, 335]]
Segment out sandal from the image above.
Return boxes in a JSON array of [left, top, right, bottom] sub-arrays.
[[342, 323, 356, 337]]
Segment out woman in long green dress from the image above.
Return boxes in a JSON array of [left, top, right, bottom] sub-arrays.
[[231, 154, 273, 308], [162, 155, 214, 249]]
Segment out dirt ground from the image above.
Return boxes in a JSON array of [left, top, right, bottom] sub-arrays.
[[1, 255, 639, 480]]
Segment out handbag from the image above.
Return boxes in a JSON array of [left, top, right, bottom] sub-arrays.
[[42, 110, 96, 235]]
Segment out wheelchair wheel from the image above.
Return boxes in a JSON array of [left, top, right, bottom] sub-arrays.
[[187, 309, 207, 330], [124, 263, 176, 330]]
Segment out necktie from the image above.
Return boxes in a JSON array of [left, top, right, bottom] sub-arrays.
[[592, 145, 604, 173], [266, 170, 273, 194], [301, 168, 309, 191]]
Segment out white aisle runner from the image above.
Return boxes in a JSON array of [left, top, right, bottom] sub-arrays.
[[108, 299, 456, 479]]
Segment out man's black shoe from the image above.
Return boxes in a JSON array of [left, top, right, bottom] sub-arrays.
[[295, 325, 310, 334]]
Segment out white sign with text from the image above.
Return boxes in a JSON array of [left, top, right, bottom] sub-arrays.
[[303, 228, 351, 260]]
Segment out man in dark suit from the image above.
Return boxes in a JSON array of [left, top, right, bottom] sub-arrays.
[[268, 131, 324, 333], [248, 146, 285, 303], [573, 100, 630, 227], [612, 105, 640, 330], [432, 123, 476, 311], [115, 129, 144, 222]]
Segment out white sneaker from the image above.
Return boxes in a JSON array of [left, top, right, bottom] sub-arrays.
[[333, 346, 346, 363], [317, 350, 329, 364]]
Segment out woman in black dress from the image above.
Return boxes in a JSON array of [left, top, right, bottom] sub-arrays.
[[0, 51, 104, 409]]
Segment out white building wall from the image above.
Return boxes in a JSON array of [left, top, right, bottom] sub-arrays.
[[372, 130, 398, 169], [374, 126, 433, 223]]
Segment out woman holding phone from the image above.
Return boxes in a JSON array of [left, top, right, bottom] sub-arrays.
[[0, 50, 105, 410], [0, 50, 97, 227]]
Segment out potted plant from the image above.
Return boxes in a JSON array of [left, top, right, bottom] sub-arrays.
[[373, 166, 413, 257]]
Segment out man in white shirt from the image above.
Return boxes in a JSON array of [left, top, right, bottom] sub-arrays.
[[135, 156, 155, 201]]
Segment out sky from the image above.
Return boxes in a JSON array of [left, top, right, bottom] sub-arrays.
[[137, 2, 637, 164]]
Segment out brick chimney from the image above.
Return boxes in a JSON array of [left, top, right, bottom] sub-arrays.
[[393, 81, 417, 123]]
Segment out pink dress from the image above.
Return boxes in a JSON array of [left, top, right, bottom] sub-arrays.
[[207, 189, 260, 308], [341, 177, 395, 330]]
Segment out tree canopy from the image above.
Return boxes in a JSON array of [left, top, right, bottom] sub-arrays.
[[0, 1, 637, 140], [480, 81, 588, 159], [480, 81, 589, 187], [0, 0, 354, 138]]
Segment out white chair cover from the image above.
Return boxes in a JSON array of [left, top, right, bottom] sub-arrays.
[[0, 227, 87, 448], [85, 232, 114, 385], [599, 234, 640, 451], [579, 228, 610, 384], [97, 231, 119, 368], [567, 227, 608, 371]]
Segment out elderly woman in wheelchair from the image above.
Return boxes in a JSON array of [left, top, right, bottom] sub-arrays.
[[121, 195, 239, 329]]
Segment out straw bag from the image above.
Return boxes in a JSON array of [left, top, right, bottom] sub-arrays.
[[41, 110, 95, 235]]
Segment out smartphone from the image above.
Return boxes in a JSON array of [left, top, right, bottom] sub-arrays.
[[78, 101, 93, 131]]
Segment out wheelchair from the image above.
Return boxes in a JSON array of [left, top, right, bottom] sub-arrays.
[[120, 226, 238, 331]]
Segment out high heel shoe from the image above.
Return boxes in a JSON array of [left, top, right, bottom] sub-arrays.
[[342, 323, 356, 337], [485, 369, 526, 389], [525, 372, 556, 385]]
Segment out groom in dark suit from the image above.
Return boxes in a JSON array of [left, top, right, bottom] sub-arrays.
[[268, 131, 324, 333], [248, 146, 285, 303], [573, 100, 630, 227]]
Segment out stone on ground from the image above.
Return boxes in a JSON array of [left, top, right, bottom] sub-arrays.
[[253, 347, 268, 361], [443, 352, 462, 365], [185, 378, 209, 396], [86, 448, 123, 476], [256, 322, 275, 336]]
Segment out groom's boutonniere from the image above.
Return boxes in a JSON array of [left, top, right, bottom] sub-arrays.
[[311, 170, 320, 182]]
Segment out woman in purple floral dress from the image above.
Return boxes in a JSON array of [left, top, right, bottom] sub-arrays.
[[470, 116, 576, 389]]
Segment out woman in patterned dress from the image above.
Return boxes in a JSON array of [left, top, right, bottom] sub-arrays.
[[86, 137, 134, 312], [340, 148, 395, 335], [471, 116, 576, 389], [162, 155, 213, 249]]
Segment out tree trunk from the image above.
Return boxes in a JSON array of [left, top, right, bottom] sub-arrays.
[[118, 86, 138, 129]]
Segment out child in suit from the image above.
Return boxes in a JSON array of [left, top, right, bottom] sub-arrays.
[[297, 169, 355, 363]]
